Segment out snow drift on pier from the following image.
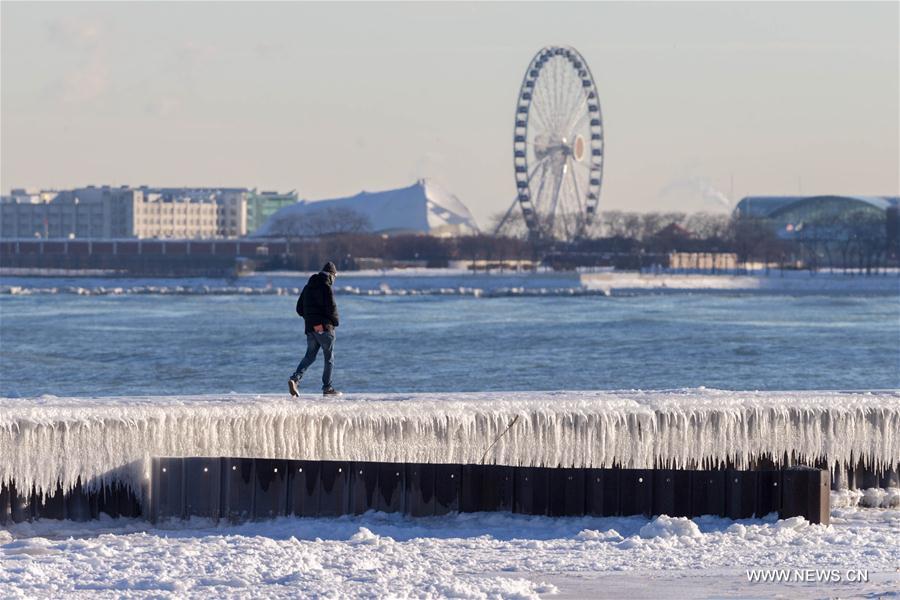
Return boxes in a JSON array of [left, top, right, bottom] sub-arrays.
[[1, 389, 898, 496]]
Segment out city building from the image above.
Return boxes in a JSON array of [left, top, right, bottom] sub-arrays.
[[1, 186, 144, 239], [218, 189, 249, 238], [1, 186, 229, 239], [246, 190, 299, 235], [134, 192, 219, 239], [145, 187, 248, 238]]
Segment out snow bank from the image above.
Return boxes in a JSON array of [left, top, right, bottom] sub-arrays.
[[832, 488, 900, 509], [1, 389, 898, 498], [2, 507, 898, 599], [639, 515, 702, 539], [861, 488, 900, 508]]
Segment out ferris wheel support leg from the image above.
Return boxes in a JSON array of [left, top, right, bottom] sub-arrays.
[[493, 197, 521, 236]]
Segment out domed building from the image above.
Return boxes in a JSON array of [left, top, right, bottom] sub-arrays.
[[735, 195, 897, 227], [734, 195, 900, 264]]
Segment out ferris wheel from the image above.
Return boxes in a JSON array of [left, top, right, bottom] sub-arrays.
[[498, 46, 604, 241]]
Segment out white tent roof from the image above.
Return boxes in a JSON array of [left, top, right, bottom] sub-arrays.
[[254, 179, 479, 237]]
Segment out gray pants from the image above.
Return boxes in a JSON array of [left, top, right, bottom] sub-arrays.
[[292, 330, 335, 389]]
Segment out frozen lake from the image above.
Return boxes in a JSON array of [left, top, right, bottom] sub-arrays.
[[1, 274, 897, 396]]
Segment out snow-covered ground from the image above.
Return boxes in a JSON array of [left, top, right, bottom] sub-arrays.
[[3, 390, 899, 497], [2, 267, 897, 296], [1, 499, 898, 599]]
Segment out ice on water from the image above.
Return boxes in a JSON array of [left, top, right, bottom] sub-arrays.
[[2, 268, 898, 297], [1, 388, 898, 497]]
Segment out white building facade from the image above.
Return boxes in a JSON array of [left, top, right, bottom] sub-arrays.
[[141, 187, 248, 238], [216, 190, 249, 238], [1, 186, 251, 239], [134, 193, 219, 239], [1, 186, 142, 239]]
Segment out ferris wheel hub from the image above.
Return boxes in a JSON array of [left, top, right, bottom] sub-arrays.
[[572, 135, 586, 162]]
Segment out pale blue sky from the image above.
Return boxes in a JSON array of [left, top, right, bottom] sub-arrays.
[[2, 1, 898, 225]]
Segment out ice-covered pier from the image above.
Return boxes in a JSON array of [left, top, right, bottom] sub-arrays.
[[1, 390, 898, 525]]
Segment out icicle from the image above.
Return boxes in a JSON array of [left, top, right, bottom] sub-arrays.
[[0, 390, 898, 498]]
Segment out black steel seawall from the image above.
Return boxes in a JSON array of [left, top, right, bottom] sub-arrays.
[[2, 459, 852, 526]]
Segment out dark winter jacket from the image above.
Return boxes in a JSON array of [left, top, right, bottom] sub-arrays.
[[296, 272, 340, 333]]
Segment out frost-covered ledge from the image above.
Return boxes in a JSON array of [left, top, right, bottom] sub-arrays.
[[1, 389, 898, 496]]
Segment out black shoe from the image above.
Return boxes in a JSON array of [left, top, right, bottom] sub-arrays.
[[322, 386, 341, 396], [289, 379, 300, 397]]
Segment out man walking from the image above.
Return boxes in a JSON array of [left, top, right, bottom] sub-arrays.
[[290, 261, 341, 396]]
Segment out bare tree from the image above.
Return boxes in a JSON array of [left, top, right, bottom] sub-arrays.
[[267, 207, 372, 238], [303, 207, 372, 236], [729, 216, 778, 272], [640, 212, 686, 239], [599, 211, 643, 239], [850, 211, 886, 274], [685, 213, 730, 240]]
